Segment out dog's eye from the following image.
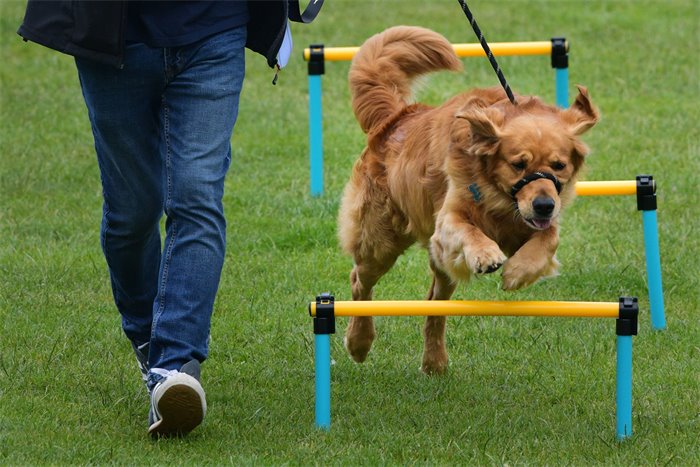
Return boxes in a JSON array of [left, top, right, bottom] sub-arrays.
[[511, 161, 527, 171], [552, 161, 567, 171]]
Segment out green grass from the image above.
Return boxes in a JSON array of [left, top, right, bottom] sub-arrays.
[[2, 0, 699, 464]]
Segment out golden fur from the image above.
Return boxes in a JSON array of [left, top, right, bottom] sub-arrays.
[[338, 26, 599, 374]]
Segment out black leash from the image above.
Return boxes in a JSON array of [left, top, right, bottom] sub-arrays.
[[457, 0, 517, 105]]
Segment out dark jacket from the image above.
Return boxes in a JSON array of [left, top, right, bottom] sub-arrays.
[[17, 0, 322, 69]]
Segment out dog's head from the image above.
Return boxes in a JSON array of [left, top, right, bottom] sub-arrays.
[[454, 86, 599, 230]]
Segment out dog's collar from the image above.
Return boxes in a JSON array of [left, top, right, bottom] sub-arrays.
[[510, 172, 561, 199]]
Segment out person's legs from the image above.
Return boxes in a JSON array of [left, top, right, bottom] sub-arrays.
[[77, 25, 246, 436], [148, 25, 246, 377]]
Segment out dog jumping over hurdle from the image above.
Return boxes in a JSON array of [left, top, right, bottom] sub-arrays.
[[337, 26, 599, 374]]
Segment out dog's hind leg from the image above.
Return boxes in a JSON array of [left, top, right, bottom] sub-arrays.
[[344, 249, 407, 363], [344, 262, 384, 363], [421, 260, 457, 375]]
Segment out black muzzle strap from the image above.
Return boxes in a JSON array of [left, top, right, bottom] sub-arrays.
[[510, 172, 562, 199]]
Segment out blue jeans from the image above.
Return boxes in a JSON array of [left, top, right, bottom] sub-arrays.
[[76, 26, 246, 375]]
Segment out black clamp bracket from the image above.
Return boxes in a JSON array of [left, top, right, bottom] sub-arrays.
[[312, 292, 335, 335], [617, 296, 639, 336], [636, 174, 657, 211], [551, 37, 568, 69], [308, 44, 325, 76]]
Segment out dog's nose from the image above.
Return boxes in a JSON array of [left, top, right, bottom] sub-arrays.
[[533, 196, 555, 217]]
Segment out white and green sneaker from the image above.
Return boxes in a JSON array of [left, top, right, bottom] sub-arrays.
[[148, 360, 206, 438]]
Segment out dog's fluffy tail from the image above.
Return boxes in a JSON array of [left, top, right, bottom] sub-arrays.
[[349, 26, 462, 133]]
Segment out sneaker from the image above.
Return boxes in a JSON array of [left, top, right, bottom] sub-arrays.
[[130, 341, 150, 383], [148, 360, 206, 438]]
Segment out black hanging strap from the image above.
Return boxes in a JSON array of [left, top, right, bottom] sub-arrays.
[[288, 0, 324, 23]]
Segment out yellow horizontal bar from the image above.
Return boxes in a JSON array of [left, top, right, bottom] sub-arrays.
[[575, 180, 638, 197], [303, 41, 556, 62], [453, 41, 553, 58], [310, 300, 619, 318], [304, 46, 358, 62]]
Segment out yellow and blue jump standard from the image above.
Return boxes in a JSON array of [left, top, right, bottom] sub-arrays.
[[635, 176, 666, 330], [307, 44, 325, 197], [552, 37, 569, 108], [304, 38, 569, 196], [574, 176, 666, 330], [309, 294, 639, 440]]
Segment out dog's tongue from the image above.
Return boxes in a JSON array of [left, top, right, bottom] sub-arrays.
[[532, 218, 552, 230]]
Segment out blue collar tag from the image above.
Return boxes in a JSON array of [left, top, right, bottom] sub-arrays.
[[468, 183, 482, 203]]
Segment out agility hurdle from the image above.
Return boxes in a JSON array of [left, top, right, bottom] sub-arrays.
[[304, 38, 666, 330], [309, 294, 639, 440], [574, 175, 665, 330], [304, 38, 570, 196]]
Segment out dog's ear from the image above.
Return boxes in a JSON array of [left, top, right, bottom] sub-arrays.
[[563, 85, 599, 135], [455, 107, 504, 156]]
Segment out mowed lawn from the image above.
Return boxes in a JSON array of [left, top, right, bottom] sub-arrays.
[[1, 0, 698, 464]]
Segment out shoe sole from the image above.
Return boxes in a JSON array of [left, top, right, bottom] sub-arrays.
[[149, 377, 205, 438]]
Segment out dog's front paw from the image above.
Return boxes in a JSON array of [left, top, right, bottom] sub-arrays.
[[464, 242, 507, 275], [430, 226, 506, 281], [501, 255, 560, 290]]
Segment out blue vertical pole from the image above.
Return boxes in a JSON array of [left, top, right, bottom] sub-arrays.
[[616, 335, 633, 440], [312, 293, 335, 430], [309, 75, 323, 196], [308, 45, 325, 197], [636, 175, 666, 330], [555, 67, 569, 108], [314, 333, 331, 430], [642, 210, 666, 330], [551, 37, 569, 108], [616, 297, 637, 441]]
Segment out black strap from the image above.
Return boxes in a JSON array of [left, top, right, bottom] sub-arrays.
[[510, 172, 561, 199], [288, 0, 324, 23]]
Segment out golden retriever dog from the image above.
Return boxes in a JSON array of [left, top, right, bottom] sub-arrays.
[[337, 26, 599, 374]]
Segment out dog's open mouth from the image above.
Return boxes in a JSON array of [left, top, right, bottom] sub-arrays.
[[524, 217, 553, 230]]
